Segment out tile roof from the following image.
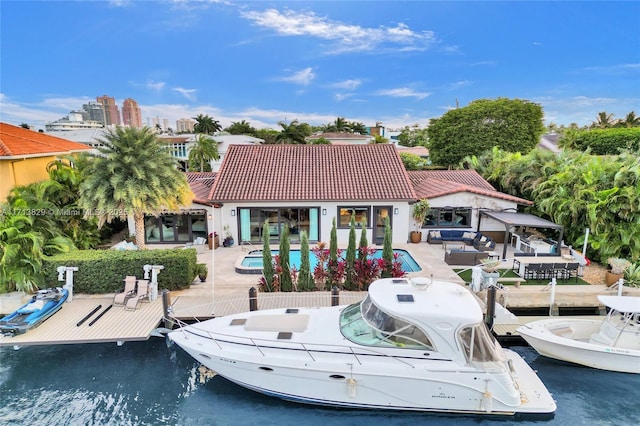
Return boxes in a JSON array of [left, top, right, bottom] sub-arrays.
[[0, 122, 91, 157], [186, 172, 216, 205], [210, 144, 416, 202], [408, 170, 532, 205]]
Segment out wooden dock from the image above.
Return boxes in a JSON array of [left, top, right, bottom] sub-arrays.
[[0, 297, 163, 348]]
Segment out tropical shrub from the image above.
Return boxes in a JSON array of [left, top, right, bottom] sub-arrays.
[[42, 248, 197, 293]]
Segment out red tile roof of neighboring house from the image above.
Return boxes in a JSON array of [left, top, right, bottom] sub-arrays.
[[186, 172, 216, 205], [210, 144, 416, 202], [307, 132, 371, 140], [408, 170, 532, 205], [0, 122, 91, 157]]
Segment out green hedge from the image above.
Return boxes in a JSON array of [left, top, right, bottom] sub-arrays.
[[572, 128, 640, 155], [42, 248, 198, 294]]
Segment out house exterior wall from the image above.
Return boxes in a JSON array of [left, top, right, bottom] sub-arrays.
[[0, 156, 57, 202], [414, 192, 519, 242], [216, 201, 411, 247]]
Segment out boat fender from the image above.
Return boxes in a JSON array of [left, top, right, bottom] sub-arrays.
[[347, 378, 357, 398]]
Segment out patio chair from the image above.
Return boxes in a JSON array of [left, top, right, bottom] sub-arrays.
[[124, 280, 149, 311], [524, 263, 542, 280], [538, 263, 555, 281], [564, 262, 580, 283], [114, 276, 137, 305], [552, 262, 567, 280]]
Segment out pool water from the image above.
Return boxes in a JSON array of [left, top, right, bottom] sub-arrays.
[[239, 249, 421, 274]]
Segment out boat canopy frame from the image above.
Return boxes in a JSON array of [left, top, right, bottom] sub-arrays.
[[478, 210, 564, 260]]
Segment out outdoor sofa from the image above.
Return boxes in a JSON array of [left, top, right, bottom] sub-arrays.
[[444, 249, 489, 266], [426, 230, 496, 251]]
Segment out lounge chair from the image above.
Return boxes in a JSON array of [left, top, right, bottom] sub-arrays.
[[124, 280, 149, 311], [114, 276, 137, 305]]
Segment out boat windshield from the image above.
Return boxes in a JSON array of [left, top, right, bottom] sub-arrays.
[[339, 295, 434, 350], [458, 323, 507, 365]]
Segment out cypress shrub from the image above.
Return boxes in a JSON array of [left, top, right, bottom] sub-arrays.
[[298, 230, 312, 291], [261, 219, 274, 291], [344, 215, 357, 289], [381, 216, 393, 278], [279, 226, 292, 292]]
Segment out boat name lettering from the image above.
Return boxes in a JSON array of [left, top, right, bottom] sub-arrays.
[[432, 393, 456, 399], [605, 348, 630, 354]]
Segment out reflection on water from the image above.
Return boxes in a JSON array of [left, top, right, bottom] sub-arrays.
[[1, 340, 639, 426]]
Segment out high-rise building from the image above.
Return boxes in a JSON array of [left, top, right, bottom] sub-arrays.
[[122, 98, 142, 128], [96, 95, 121, 126], [176, 118, 195, 133], [81, 102, 106, 125]]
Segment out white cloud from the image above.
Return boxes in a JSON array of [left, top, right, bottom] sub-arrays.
[[330, 79, 362, 90], [279, 67, 316, 86], [146, 80, 166, 91], [173, 87, 198, 101], [240, 8, 435, 54], [582, 63, 640, 74], [376, 88, 431, 100]]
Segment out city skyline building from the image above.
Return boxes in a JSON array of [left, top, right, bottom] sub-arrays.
[[122, 98, 142, 128], [96, 95, 121, 126], [176, 118, 195, 133], [81, 101, 106, 125]]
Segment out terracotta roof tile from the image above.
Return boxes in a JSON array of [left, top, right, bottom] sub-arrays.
[[210, 144, 416, 202], [0, 122, 91, 157], [186, 172, 216, 204], [407, 170, 532, 205]]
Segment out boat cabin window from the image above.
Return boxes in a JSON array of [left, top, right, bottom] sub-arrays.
[[458, 324, 505, 363], [339, 296, 434, 350]]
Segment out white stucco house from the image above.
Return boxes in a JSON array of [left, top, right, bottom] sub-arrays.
[[191, 144, 532, 247]]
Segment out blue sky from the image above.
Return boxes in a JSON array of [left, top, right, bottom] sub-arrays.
[[1, 1, 639, 131]]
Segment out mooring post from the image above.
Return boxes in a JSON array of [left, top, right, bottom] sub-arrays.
[[486, 285, 496, 330], [249, 287, 258, 311], [331, 286, 339, 306], [162, 289, 174, 329]]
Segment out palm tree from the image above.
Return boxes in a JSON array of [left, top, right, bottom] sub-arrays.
[[618, 111, 640, 128], [276, 120, 309, 144], [188, 134, 219, 172], [349, 121, 367, 134], [225, 120, 256, 135], [193, 114, 222, 135], [592, 111, 615, 129], [79, 126, 193, 249]]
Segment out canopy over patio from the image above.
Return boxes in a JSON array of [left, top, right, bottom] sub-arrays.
[[479, 211, 564, 259]]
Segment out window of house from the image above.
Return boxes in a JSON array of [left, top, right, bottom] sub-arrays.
[[338, 206, 370, 228], [238, 207, 320, 243], [423, 207, 472, 228]]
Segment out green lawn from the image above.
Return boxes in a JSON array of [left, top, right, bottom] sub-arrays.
[[453, 269, 588, 286]]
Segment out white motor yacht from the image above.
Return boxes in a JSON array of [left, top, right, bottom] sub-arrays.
[[169, 277, 556, 416], [517, 295, 640, 374]]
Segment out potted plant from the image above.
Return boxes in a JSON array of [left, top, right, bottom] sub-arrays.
[[605, 257, 631, 286], [222, 225, 234, 247], [196, 263, 208, 282], [410, 199, 430, 243], [624, 263, 640, 288]]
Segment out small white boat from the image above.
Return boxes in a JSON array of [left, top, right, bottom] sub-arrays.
[[169, 277, 556, 416], [517, 295, 640, 374]]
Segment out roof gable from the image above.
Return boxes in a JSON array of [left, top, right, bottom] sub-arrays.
[[408, 170, 532, 205], [0, 122, 91, 157], [210, 144, 416, 202]]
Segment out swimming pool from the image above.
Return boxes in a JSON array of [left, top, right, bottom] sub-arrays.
[[236, 249, 422, 274]]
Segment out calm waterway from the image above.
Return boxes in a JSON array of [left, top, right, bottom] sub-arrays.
[[1, 339, 638, 426]]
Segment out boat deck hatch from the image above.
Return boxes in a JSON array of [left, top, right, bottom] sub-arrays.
[[277, 332, 293, 340], [230, 319, 247, 326], [285, 309, 299, 314], [396, 294, 415, 303]]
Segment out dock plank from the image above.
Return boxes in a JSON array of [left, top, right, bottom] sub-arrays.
[[0, 297, 163, 347]]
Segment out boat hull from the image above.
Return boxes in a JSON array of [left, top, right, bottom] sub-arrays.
[[517, 319, 640, 374], [170, 314, 555, 415]]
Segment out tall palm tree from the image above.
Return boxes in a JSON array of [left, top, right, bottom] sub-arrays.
[[188, 134, 219, 172], [79, 126, 193, 249], [193, 113, 222, 135]]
